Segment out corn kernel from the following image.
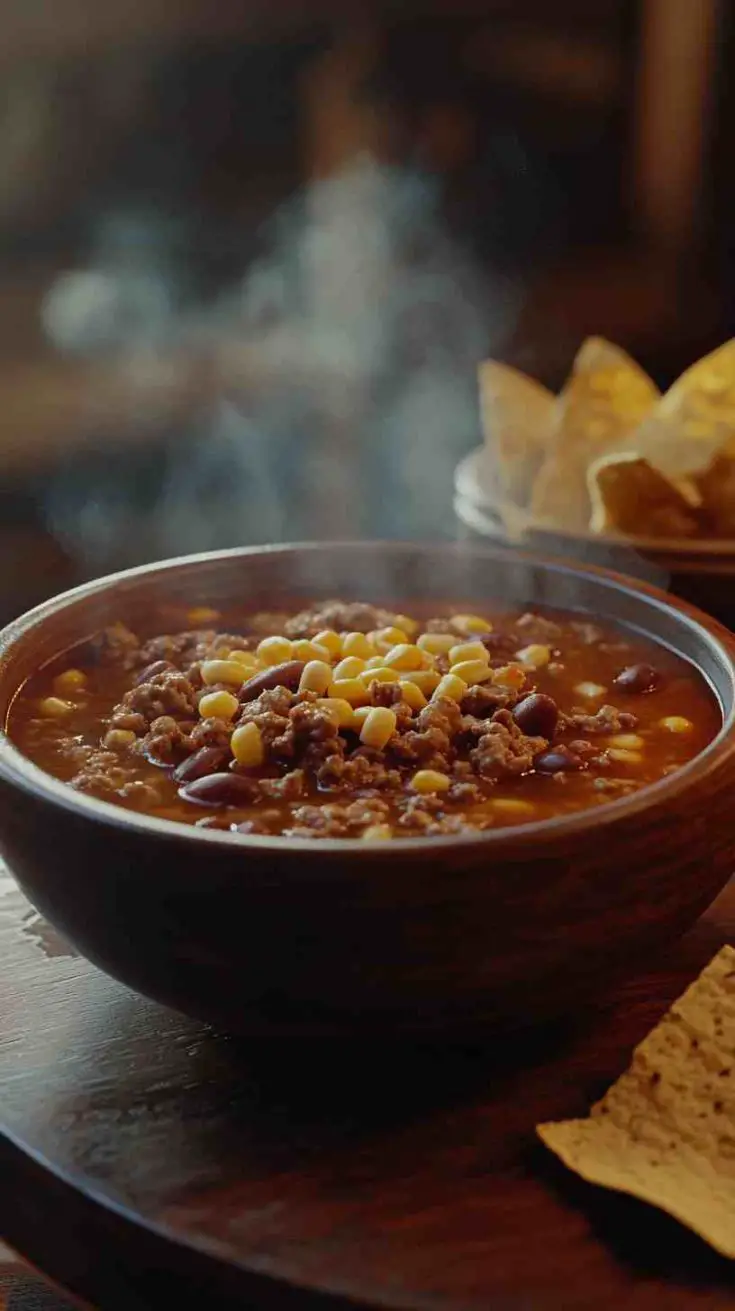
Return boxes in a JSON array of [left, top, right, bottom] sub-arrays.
[[328, 677, 369, 706], [317, 698, 357, 730], [363, 654, 388, 670], [292, 639, 332, 662], [451, 614, 492, 634], [417, 632, 455, 655], [362, 823, 393, 840], [201, 659, 248, 687], [199, 690, 239, 720], [432, 674, 468, 702], [490, 798, 537, 818], [419, 631, 453, 655], [188, 606, 220, 624], [493, 664, 527, 690], [449, 641, 489, 666], [351, 706, 372, 727], [450, 659, 493, 686], [227, 648, 258, 669], [231, 721, 265, 767], [256, 635, 293, 665], [411, 769, 451, 794], [383, 643, 423, 671], [515, 644, 551, 669], [393, 614, 419, 637], [607, 733, 645, 750], [374, 625, 409, 650], [607, 747, 643, 765], [360, 667, 398, 686], [659, 716, 693, 733], [575, 681, 606, 699], [38, 696, 74, 718], [103, 728, 136, 749], [398, 669, 441, 694], [299, 660, 333, 695], [314, 629, 342, 657], [53, 668, 87, 695], [341, 631, 373, 658], [359, 706, 397, 749], [400, 681, 427, 711], [333, 656, 365, 681]]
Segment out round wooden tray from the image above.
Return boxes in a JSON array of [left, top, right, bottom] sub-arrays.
[[1, 856, 734, 1311]]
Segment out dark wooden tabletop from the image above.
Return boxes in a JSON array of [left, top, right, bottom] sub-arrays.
[[1, 855, 734, 1311]]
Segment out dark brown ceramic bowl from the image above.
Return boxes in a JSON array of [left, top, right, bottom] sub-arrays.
[[1, 542, 735, 1037]]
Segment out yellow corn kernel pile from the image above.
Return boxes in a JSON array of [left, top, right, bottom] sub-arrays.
[[190, 613, 505, 748]]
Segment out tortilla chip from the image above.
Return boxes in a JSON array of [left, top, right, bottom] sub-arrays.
[[588, 452, 701, 538], [530, 337, 660, 530], [695, 452, 735, 537], [538, 945, 735, 1259], [478, 360, 555, 506], [632, 340, 735, 479]]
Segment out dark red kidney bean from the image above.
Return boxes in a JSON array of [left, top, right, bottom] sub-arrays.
[[173, 746, 230, 784], [179, 772, 260, 807], [239, 660, 306, 702], [135, 660, 176, 685], [613, 663, 661, 694], [535, 745, 583, 774], [512, 693, 558, 739]]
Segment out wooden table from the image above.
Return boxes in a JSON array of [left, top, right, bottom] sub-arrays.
[[1, 855, 734, 1311]]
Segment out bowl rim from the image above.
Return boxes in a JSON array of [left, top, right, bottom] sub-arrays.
[[1, 539, 735, 858], [455, 446, 735, 557]]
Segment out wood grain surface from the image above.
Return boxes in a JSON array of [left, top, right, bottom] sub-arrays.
[[1, 856, 735, 1311]]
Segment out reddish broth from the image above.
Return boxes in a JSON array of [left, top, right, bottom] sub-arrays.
[[6, 598, 721, 839]]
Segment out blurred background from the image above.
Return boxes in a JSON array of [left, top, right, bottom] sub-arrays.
[[0, 0, 732, 621]]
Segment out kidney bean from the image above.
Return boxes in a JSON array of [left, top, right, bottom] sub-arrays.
[[535, 745, 583, 774], [512, 692, 558, 739], [179, 772, 260, 807], [134, 660, 176, 685], [173, 745, 230, 784], [613, 663, 662, 694], [239, 660, 306, 703]]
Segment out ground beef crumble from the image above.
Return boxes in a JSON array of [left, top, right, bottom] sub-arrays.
[[469, 710, 547, 780], [282, 600, 402, 638], [560, 704, 638, 735]]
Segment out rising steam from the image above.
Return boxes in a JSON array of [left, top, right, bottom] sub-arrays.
[[42, 155, 516, 571]]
